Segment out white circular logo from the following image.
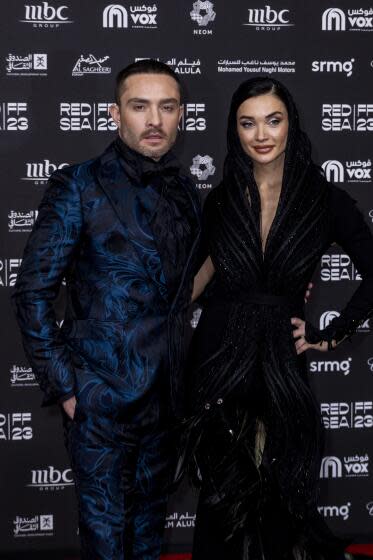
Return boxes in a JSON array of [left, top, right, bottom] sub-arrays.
[[190, 1, 216, 27], [190, 154, 216, 181]]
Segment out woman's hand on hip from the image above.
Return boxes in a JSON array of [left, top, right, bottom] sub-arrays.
[[290, 317, 330, 354]]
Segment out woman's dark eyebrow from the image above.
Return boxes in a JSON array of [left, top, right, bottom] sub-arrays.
[[239, 111, 284, 120]]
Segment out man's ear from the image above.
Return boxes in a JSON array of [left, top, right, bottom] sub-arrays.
[[109, 103, 120, 125], [178, 104, 184, 124]]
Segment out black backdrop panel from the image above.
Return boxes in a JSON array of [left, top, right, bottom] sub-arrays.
[[1, 0, 373, 554]]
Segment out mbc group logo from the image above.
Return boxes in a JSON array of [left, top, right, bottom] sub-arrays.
[[244, 5, 294, 30], [322, 7, 373, 32], [28, 466, 74, 491], [20, 2, 73, 27], [22, 160, 69, 184]]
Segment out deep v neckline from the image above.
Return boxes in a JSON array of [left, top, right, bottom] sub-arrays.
[[246, 183, 283, 260], [259, 187, 282, 257]]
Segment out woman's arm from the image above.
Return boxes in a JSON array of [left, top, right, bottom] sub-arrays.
[[292, 186, 373, 354], [191, 256, 215, 303]]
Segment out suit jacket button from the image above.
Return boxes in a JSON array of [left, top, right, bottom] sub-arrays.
[[217, 398, 223, 405], [204, 403, 211, 410]]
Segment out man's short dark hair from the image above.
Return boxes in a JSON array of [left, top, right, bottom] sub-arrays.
[[115, 59, 182, 104]]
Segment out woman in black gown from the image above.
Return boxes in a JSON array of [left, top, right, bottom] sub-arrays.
[[183, 78, 373, 559]]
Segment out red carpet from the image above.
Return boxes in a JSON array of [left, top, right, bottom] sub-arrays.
[[347, 544, 373, 557], [161, 556, 192, 560]]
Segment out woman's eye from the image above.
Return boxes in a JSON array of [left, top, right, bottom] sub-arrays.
[[241, 121, 254, 128], [268, 118, 281, 126]]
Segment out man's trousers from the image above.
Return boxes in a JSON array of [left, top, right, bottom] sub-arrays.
[[63, 397, 175, 560]]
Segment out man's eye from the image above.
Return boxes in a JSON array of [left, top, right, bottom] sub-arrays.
[[162, 105, 175, 112], [133, 104, 145, 111]]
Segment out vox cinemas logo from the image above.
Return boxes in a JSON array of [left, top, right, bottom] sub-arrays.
[[321, 401, 373, 430], [0, 259, 22, 287], [179, 103, 206, 132], [322, 159, 372, 183], [244, 5, 294, 30], [309, 358, 352, 376], [318, 503, 351, 521], [320, 454, 369, 479], [322, 8, 373, 32], [103, 4, 158, 29], [320, 253, 361, 282], [28, 466, 74, 491], [312, 58, 354, 77], [60, 103, 116, 132], [0, 413, 33, 441], [13, 514, 53, 537], [190, 1, 216, 35], [20, 2, 73, 28], [190, 154, 216, 190], [0, 103, 29, 131], [22, 160, 69, 184], [322, 104, 373, 132], [320, 310, 370, 333]]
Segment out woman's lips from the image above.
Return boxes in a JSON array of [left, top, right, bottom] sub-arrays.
[[253, 145, 274, 154]]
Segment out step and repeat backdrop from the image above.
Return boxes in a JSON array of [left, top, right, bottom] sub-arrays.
[[0, 0, 373, 555]]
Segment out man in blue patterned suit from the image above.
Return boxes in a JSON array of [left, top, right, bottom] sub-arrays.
[[13, 60, 201, 560]]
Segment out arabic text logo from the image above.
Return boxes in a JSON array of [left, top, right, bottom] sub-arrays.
[[72, 54, 111, 76]]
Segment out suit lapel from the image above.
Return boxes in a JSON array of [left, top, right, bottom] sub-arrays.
[[169, 177, 202, 314], [95, 143, 168, 302], [95, 143, 202, 311]]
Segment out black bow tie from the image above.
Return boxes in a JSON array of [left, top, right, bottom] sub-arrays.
[[140, 159, 180, 186], [114, 136, 181, 187]]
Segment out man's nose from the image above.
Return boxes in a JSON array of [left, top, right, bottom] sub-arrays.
[[147, 106, 162, 127]]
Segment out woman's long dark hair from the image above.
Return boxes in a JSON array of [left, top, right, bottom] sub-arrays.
[[224, 77, 314, 212]]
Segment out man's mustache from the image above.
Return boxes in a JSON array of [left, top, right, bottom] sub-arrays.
[[141, 128, 166, 139]]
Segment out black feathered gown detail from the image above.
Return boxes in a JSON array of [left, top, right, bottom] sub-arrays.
[[183, 115, 373, 558]]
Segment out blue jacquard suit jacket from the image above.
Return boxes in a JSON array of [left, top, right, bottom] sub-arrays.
[[13, 142, 201, 419]]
